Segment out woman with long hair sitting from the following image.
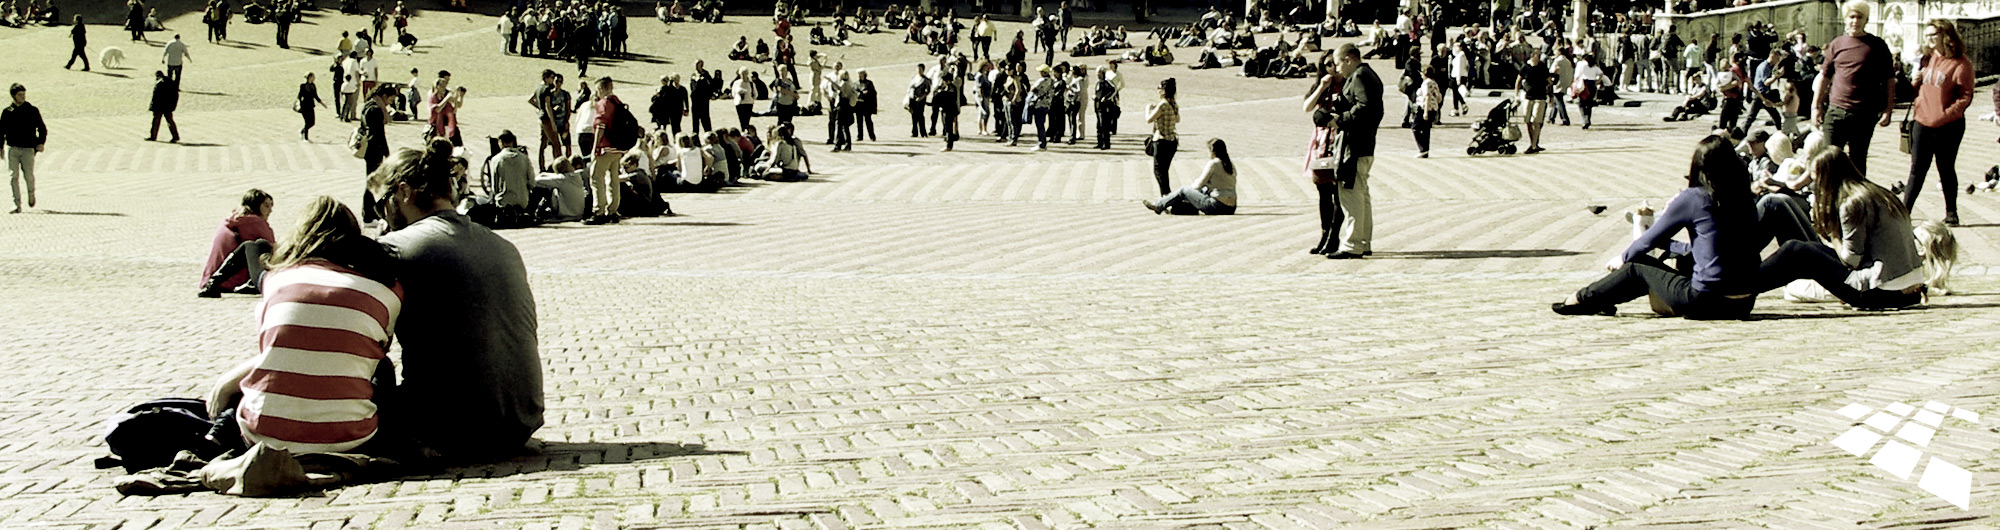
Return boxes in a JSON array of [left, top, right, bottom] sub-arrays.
[[1757, 148, 1932, 309], [207, 196, 402, 453], [1143, 138, 1237, 215], [1553, 135, 1762, 319]]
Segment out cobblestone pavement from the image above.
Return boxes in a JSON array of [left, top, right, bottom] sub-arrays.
[[5, 7, 2000, 530]]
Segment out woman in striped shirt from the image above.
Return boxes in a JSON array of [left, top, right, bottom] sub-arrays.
[[208, 196, 403, 454]]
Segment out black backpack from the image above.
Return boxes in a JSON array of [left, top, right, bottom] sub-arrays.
[[609, 102, 642, 150], [96, 398, 226, 473]]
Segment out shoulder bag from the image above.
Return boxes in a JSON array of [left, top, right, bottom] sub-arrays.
[[1898, 106, 1915, 154]]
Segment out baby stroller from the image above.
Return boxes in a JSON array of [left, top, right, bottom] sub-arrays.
[[1467, 99, 1521, 156]]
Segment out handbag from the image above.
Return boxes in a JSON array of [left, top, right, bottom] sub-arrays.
[[1898, 107, 1915, 154], [1309, 128, 1340, 184], [348, 125, 367, 159], [1144, 137, 1155, 156]]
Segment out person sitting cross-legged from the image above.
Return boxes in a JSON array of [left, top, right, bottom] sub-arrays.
[[366, 138, 544, 464]]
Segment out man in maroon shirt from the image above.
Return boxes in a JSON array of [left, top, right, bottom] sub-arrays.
[[1813, 0, 1895, 174]]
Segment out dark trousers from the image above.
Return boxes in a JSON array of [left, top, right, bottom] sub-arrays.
[[362, 151, 385, 222], [1742, 96, 1782, 130], [1824, 106, 1880, 175], [1095, 108, 1114, 149], [1753, 240, 1867, 305], [149, 112, 180, 141], [664, 113, 684, 136], [909, 105, 926, 136], [1150, 138, 1177, 194], [1572, 254, 1755, 319], [1716, 97, 1743, 131], [972, 36, 991, 59], [939, 107, 959, 148], [167, 65, 182, 82], [66, 45, 89, 70], [1906, 118, 1964, 216], [691, 107, 711, 134], [1412, 109, 1434, 154], [300, 107, 315, 138], [832, 106, 851, 149], [857, 112, 876, 140], [735, 103, 753, 130], [1031, 107, 1049, 147], [203, 239, 273, 291]]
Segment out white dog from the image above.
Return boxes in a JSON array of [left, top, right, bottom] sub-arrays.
[[98, 46, 126, 68]]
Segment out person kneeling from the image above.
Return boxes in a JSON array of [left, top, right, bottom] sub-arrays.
[[206, 197, 402, 455], [1144, 138, 1238, 215]]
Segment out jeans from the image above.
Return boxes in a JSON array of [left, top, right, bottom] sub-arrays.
[[1753, 240, 1871, 306], [1316, 181, 1343, 244], [1906, 118, 1964, 217], [910, 106, 926, 136], [1032, 106, 1050, 147], [204, 239, 273, 290], [1548, 91, 1570, 124], [1150, 138, 1177, 194], [1156, 185, 1235, 215], [7, 146, 35, 209], [66, 45, 89, 70], [1756, 192, 1814, 245], [1095, 107, 1115, 148], [1823, 105, 1880, 175], [1336, 156, 1373, 254], [1573, 254, 1755, 319], [1742, 96, 1783, 131]]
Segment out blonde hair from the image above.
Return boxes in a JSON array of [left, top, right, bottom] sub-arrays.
[[1916, 220, 1958, 294], [1843, 0, 1871, 19]]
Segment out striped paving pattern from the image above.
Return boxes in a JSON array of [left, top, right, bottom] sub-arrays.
[[3, 10, 2000, 530]]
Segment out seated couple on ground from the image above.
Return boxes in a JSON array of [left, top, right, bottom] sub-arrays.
[[207, 141, 544, 466], [1552, 136, 1956, 318], [1143, 138, 1237, 215]]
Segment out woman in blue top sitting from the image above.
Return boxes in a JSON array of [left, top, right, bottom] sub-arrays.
[[1554, 135, 1763, 319]]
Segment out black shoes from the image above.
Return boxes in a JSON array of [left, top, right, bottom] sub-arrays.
[[584, 214, 621, 225], [1945, 213, 1960, 227], [1326, 252, 1363, 260], [1551, 301, 1616, 316]]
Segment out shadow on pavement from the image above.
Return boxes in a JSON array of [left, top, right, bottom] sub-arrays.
[[443, 441, 741, 481], [1374, 249, 1581, 259], [35, 209, 129, 216]]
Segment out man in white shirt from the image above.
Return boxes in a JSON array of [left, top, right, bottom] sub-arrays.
[[357, 49, 379, 103], [162, 34, 191, 81]]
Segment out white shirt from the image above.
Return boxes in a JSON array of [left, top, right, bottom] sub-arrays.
[[163, 39, 188, 65], [340, 57, 359, 93], [357, 57, 378, 83], [1575, 61, 1602, 83]]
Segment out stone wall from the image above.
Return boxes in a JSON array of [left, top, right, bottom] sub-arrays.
[[1659, 0, 1837, 55], [1956, 13, 2000, 76]]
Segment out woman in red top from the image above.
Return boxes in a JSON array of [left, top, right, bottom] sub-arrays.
[[1906, 19, 1975, 226], [197, 189, 277, 297]]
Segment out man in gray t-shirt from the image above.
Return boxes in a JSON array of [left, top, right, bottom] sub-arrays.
[[372, 148, 544, 462]]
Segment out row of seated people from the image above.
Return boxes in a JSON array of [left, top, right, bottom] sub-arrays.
[[1068, 26, 1132, 57], [466, 124, 810, 228], [0, 0, 58, 26]]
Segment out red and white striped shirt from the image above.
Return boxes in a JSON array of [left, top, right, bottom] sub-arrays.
[[237, 261, 403, 453]]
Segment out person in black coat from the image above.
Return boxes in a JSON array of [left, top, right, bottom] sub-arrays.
[[297, 72, 325, 141], [359, 85, 393, 222], [855, 71, 878, 141], [147, 71, 181, 142], [65, 16, 89, 71], [650, 74, 688, 136]]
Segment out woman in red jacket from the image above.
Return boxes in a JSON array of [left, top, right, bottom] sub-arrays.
[[197, 189, 277, 297], [1905, 19, 1975, 226]]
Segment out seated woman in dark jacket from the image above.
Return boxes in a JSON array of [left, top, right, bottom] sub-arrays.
[[1553, 136, 1762, 319]]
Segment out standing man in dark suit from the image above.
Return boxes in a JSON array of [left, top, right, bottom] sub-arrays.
[[689, 62, 715, 134], [1326, 43, 1381, 260]]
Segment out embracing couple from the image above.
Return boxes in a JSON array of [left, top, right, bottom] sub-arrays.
[[206, 138, 544, 465]]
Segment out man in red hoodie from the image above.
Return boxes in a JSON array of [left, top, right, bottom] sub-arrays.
[[197, 189, 277, 297]]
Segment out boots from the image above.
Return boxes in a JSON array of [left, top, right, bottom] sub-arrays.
[[1309, 228, 1337, 255]]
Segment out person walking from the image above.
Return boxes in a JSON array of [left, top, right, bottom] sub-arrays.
[[147, 70, 181, 143], [1905, 19, 1974, 226], [1813, 0, 1896, 175], [1574, 53, 1604, 129], [3, 84, 47, 214], [162, 34, 190, 82], [1325, 43, 1382, 260], [1548, 48, 1573, 126], [1412, 65, 1441, 158], [65, 16, 90, 71], [1144, 78, 1180, 194], [297, 72, 325, 141]]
